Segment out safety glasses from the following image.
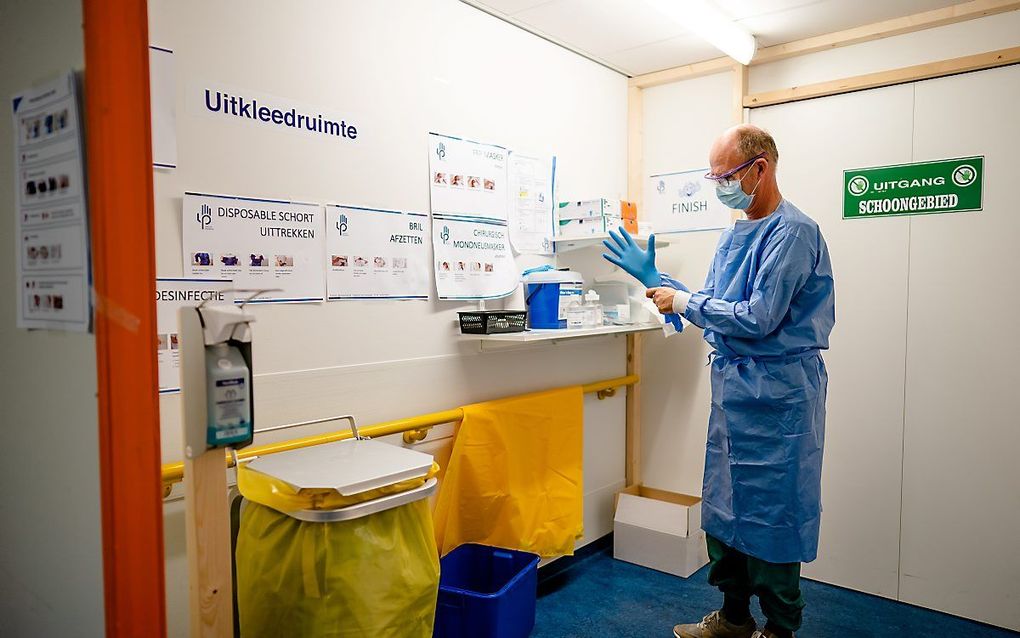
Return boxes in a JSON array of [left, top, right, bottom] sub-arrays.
[[704, 152, 766, 183]]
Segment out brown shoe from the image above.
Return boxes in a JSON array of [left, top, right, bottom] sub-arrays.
[[673, 610, 757, 638]]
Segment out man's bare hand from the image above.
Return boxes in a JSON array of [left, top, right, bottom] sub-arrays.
[[646, 287, 676, 315]]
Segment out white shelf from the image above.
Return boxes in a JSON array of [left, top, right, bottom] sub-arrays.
[[552, 233, 669, 253], [463, 322, 661, 344]]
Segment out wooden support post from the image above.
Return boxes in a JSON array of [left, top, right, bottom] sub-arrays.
[[627, 85, 644, 215], [730, 64, 749, 224], [179, 308, 234, 638], [625, 334, 643, 487], [625, 83, 644, 487], [732, 63, 748, 125], [185, 452, 234, 638]]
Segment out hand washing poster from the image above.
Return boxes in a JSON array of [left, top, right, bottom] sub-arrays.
[[181, 192, 325, 303], [428, 132, 517, 299], [326, 205, 430, 300], [155, 278, 234, 393], [646, 168, 730, 233], [508, 152, 555, 255], [432, 216, 517, 300]]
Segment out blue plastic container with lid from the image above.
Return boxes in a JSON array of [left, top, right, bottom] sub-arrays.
[[523, 269, 583, 329], [433, 544, 541, 638]]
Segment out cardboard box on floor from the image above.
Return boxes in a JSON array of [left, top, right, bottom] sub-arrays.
[[613, 485, 709, 578]]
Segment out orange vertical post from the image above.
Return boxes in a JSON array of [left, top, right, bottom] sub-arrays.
[[82, 0, 167, 636]]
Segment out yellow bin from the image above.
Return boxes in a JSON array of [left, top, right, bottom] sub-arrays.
[[235, 432, 440, 638]]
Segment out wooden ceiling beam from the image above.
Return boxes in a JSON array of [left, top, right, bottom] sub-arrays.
[[628, 0, 1020, 87], [744, 45, 1020, 108], [753, 0, 1020, 65]]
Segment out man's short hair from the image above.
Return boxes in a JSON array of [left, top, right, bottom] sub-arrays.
[[736, 127, 779, 166]]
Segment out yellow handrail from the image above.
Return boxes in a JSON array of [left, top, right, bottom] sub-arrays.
[[160, 374, 639, 493]]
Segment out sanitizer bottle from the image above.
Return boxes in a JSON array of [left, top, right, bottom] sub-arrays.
[[204, 343, 253, 447], [566, 300, 586, 329], [583, 290, 604, 328]]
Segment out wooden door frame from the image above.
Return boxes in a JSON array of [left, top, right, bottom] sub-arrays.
[[82, 0, 167, 636]]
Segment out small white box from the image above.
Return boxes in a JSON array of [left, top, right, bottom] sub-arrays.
[[557, 215, 622, 238], [557, 198, 621, 220], [613, 485, 709, 578]]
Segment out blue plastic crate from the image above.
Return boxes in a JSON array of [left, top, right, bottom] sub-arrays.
[[434, 544, 540, 638]]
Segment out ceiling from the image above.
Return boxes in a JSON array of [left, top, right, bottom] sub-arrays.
[[463, 0, 964, 76]]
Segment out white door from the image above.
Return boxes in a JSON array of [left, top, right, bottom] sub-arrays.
[[751, 65, 1020, 631], [750, 84, 914, 600], [899, 64, 1020, 632]]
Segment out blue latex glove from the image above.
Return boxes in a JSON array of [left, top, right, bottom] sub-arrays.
[[656, 275, 688, 334], [602, 227, 660, 288], [659, 274, 691, 294]]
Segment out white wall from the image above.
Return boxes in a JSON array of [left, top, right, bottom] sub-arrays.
[[148, 1, 630, 636], [638, 10, 1020, 631], [0, 1, 106, 637]]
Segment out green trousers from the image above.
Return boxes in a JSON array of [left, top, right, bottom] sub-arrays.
[[706, 535, 805, 633]]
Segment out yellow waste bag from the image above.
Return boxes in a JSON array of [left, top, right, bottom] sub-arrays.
[[235, 465, 441, 638], [433, 386, 584, 558]]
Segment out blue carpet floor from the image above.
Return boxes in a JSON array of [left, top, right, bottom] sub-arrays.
[[533, 546, 1019, 638]]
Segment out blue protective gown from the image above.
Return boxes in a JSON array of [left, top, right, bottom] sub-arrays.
[[662, 200, 835, 564]]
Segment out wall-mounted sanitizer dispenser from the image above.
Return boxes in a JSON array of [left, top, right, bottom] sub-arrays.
[[179, 296, 257, 458]]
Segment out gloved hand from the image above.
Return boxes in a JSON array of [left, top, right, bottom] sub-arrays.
[[602, 227, 660, 288]]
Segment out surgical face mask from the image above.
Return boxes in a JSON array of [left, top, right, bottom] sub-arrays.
[[715, 164, 761, 210]]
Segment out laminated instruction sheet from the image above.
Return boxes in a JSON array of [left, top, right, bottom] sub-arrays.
[[149, 45, 177, 169], [646, 168, 731, 233], [428, 132, 517, 299], [431, 216, 517, 300], [326, 204, 430, 300], [156, 278, 234, 393], [428, 132, 507, 222], [12, 71, 91, 331], [181, 192, 325, 303], [508, 152, 555, 255]]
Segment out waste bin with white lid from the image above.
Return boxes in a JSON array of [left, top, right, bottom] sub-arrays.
[[234, 420, 441, 638]]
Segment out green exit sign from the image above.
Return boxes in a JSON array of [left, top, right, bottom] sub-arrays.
[[843, 156, 983, 219]]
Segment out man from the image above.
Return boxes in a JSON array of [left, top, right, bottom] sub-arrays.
[[603, 125, 835, 638]]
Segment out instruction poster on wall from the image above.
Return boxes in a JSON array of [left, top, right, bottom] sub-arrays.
[[156, 278, 233, 393], [326, 205, 430, 300], [149, 45, 177, 169], [181, 192, 325, 303], [12, 71, 91, 331], [432, 215, 517, 300], [646, 168, 730, 233], [508, 152, 555, 255], [428, 132, 508, 222]]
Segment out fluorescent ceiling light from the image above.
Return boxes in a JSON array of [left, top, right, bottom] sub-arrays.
[[645, 0, 757, 65]]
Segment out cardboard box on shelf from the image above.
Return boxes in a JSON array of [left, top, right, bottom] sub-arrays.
[[557, 198, 637, 235], [620, 200, 638, 233], [613, 485, 709, 578]]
